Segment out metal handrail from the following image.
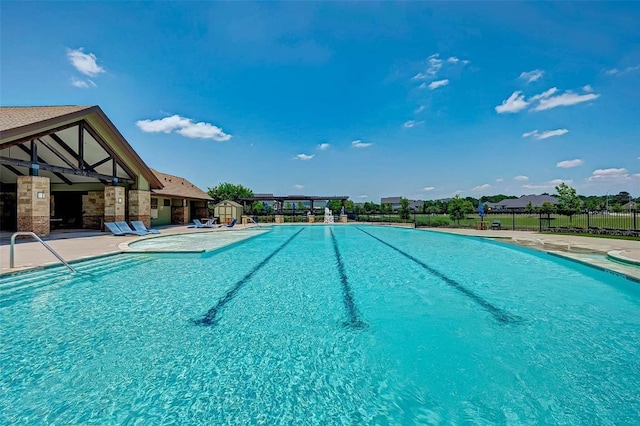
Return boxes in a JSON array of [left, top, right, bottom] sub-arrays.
[[10, 232, 77, 273]]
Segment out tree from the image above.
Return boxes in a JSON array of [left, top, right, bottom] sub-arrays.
[[398, 197, 411, 220], [381, 203, 392, 215], [327, 200, 342, 213], [250, 201, 264, 215], [448, 195, 474, 225], [554, 182, 582, 216], [524, 201, 536, 214], [539, 202, 556, 214], [207, 182, 253, 204]]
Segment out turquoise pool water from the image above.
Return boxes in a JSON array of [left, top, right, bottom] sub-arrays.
[[1, 225, 639, 424]]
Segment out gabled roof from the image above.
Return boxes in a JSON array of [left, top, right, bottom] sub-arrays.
[[0, 105, 163, 189], [487, 194, 558, 209], [151, 169, 213, 201], [215, 200, 243, 208]]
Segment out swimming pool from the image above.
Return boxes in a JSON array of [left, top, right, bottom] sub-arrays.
[[1, 225, 639, 424]]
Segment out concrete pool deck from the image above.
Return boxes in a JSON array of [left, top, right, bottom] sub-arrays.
[[1, 224, 639, 280]]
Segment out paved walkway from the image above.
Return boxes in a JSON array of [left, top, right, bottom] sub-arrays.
[[1, 225, 639, 280]]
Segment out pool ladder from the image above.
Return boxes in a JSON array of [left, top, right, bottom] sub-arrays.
[[9, 232, 77, 273]]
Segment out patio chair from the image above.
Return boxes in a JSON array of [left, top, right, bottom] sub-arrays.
[[115, 221, 148, 236], [131, 220, 160, 234], [105, 222, 128, 236], [189, 218, 215, 228], [491, 220, 501, 230], [218, 218, 237, 228]]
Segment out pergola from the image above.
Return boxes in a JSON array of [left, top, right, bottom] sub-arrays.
[[240, 195, 349, 213]]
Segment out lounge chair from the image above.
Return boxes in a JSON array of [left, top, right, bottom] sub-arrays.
[[115, 221, 148, 236], [491, 220, 501, 230], [131, 220, 160, 234], [105, 222, 130, 236], [189, 218, 215, 228], [218, 218, 237, 228]]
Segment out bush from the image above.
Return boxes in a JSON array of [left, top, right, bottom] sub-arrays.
[[417, 217, 451, 227]]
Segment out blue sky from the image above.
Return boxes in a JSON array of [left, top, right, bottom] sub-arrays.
[[2, 2, 639, 202]]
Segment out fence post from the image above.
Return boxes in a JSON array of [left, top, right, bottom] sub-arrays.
[[586, 211, 590, 231], [539, 212, 542, 232], [512, 212, 516, 230], [634, 210, 637, 231]]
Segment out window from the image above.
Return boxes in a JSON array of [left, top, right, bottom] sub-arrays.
[[164, 199, 171, 207], [151, 198, 158, 209]]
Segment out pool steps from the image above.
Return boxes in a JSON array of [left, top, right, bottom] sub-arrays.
[[0, 255, 154, 306]]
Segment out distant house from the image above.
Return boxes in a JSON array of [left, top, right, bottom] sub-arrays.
[[150, 169, 213, 226], [485, 194, 558, 212], [380, 197, 423, 212], [621, 201, 637, 211]]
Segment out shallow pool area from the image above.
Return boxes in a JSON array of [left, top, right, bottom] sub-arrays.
[[1, 225, 639, 424]]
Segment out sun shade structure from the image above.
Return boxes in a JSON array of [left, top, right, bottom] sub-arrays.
[[0, 105, 164, 236]]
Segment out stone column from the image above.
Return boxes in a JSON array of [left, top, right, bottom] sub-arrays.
[[104, 186, 125, 224], [275, 214, 284, 224], [17, 176, 50, 237], [340, 215, 348, 223], [128, 190, 151, 227], [308, 215, 315, 223], [171, 205, 189, 225], [83, 191, 105, 229]]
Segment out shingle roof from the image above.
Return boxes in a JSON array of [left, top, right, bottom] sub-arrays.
[[151, 169, 213, 201], [0, 106, 92, 132]]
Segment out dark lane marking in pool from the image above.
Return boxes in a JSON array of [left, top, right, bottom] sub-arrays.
[[193, 228, 305, 326], [357, 227, 519, 324], [329, 228, 367, 330]]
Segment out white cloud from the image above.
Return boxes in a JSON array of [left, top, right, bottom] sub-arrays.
[[495, 91, 529, 113], [352, 140, 372, 148], [317, 143, 330, 151], [414, 105, 425, 114], [529, 87, 558, 101], [522, 129, 569, 140], [557, 159, 583, 168], [426, 54, 443, 76], [357, 195, 369, 199], [70, 77, 96, 89], [519, 69, 544, 83], [403, 120, 424, 128], [583, 84, 594, 93], [514, 175, 529, 181], [66, 48, 105, 77], [447, 56, 460, 63], [472, 183, 491, 191], [294, 184, 304, 190], [587, 168, 631, 182], [495, 178, 504, 182], [522, 178, 571, 189], [412, 73, 428, 81], [605, 65, 640, 76], [423, 186, 435, 191], [427, 79, 449, 90], [136, 114, 231, 141], [295, 153, 315, 161], [533, 91, 599, 111]]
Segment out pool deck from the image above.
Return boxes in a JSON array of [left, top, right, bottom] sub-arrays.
[[1, 224, 639, 280]]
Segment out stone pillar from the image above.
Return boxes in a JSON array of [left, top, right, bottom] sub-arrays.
[[128, 190, 151, 227], [171, 206, 188, 225], [340, 215, 348, 223], [308, 215, 315, 223], [275, 214, 284, 224], [104, 186, 125, 224], [83, 191, 105, 229], [17, 176, 50, 237]]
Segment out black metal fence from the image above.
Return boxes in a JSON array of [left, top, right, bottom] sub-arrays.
[[246, 210, 639, 237]]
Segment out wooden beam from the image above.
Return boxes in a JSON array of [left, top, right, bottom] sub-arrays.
[[0, 121, 81, 149], [17, 143, 73, 185], [38, 138, 77, 170], [81, 121, 137, 180], [2, 164, 24, 177], [0, 157, 134, 184], [89, 156, 112, 169]]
